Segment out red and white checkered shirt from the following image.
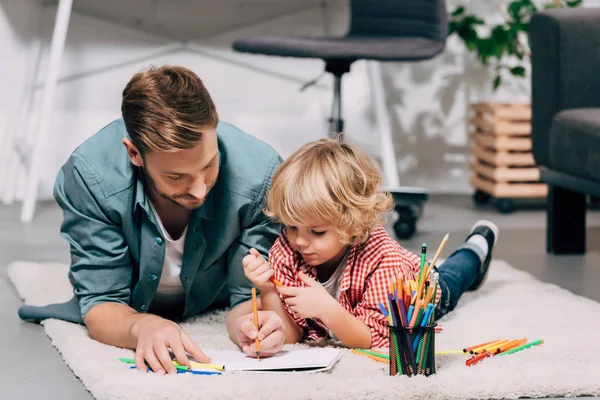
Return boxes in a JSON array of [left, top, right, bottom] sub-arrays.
[[269, 226, 442, 348]]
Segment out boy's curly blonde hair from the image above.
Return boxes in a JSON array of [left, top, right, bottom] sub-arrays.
[[264, 138, 394, 246]]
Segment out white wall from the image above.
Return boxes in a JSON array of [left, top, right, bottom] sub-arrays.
[[1, 0, 598, 200]]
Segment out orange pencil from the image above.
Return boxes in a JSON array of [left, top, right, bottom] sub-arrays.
[[409, 299, 422, 328], [496, 338, 527, 355], [471, 339, 506, 354], [251, 287, 260, 358], [463, 340, 498, 353], [397, 278, 404, 298], [424, 286, 434, 305], [270, 277, 283, 287], [475, 340, 509, 354]]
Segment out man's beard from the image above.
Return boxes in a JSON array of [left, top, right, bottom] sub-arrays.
[[142, 168, 214, 211]]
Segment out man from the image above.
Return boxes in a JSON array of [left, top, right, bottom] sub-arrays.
[[18, 65, 285, 374]]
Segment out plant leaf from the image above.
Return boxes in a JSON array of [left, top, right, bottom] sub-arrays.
[[493, 75, 502, 91], [451, 6, 466, 17], [510, 66, 526, 77], [567, 0, 583, 7]]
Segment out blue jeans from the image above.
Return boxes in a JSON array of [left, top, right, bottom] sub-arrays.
[[434, 248, 481, 320]]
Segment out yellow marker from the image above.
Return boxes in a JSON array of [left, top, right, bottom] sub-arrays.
[[173, 361, 225, 371], [435, 350, 464, 355]]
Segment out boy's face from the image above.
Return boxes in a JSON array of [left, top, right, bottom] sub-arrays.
[[285, 219, 350, 268]]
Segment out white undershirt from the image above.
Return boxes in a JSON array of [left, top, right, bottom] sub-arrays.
[[319, 251, 349, 340], [149, 201, 186, 303]]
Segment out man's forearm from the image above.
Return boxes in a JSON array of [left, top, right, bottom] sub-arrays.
[[260, 290, 303, 344], [84, 302, 154, 349], [226, 299, 253, 347]]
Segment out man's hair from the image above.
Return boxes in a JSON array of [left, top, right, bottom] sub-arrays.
[[121, 65, 219, 153], [264, 138, 394, 245]]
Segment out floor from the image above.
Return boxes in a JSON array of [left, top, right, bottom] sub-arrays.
[[2, 195, 599, 400]]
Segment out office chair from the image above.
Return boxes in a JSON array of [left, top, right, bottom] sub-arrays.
[[233, 0, 448, 239]]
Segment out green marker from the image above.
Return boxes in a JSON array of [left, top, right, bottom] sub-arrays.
[[498, 340, 544, 356], [354, 348, 390, 360], [418, 243, 427, 287]]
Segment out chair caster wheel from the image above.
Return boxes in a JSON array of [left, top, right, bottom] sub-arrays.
[[496, 199, 515, 214], [394, 217, 416, 239], [473, 190, 492, 205]]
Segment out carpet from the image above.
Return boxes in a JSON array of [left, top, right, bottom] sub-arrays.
[[7, 260, 600, 400]]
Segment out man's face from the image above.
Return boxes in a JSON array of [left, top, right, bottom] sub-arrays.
[[126, 127, 219, 210]]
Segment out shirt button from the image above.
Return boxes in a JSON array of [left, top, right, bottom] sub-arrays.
[[140, 304, 147, 311], [149, 274, 157, 281], [155, 237, 163, 245]]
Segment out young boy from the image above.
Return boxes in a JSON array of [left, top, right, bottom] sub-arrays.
[[243, 138, 498, 350]]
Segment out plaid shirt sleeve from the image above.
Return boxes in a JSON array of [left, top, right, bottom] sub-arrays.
[[268, 235, 309, 331], [352, 252, 410, 349]]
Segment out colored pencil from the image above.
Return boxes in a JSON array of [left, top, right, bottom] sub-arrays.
[[495, 338, 527, 354], [352, 349, 388, 363], [129, 366, 221, 375], [251, 287, 260, 358], [471, 339, 506, 354], [269, 277, 283, 287], [474, 340, 509, 355], [498, 340, 544, 356], [466, 352, 489, 367], [463, 340, 498, 353]]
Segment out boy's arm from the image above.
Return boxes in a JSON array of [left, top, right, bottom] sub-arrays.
[[278, 272, 372, 349], [260, 289, 304, 343], [349, 258, 406, 349], [318, 303, 372, 349]]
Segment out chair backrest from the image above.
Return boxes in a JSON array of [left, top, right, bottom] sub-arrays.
[[349, 0, 447, 43]]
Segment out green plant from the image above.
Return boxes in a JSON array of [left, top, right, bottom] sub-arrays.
[[449, 0, 583, 90]]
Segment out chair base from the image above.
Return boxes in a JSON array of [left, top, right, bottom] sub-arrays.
[[324, 57, 429, 239], [389, 187, 428, 239], [540, 167, 593, 254]]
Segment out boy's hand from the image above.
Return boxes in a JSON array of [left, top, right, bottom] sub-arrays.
[[278, 271, 338, 319], [242, 248, 275, 293]]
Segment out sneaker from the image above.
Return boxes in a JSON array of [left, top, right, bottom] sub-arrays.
[[466, 220, 499, 291]]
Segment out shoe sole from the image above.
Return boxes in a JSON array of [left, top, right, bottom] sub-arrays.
[[468, 220, 499, 291]]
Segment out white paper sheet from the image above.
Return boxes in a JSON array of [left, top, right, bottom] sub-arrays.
[[201, 348, 343, 373]]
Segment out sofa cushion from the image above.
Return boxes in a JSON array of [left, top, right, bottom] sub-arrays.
[[549, 108, 600, 184]]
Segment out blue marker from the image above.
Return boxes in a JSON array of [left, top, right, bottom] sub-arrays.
[[130, 366, 222, 376], [407, 305, 414, 322], [378, 302, 389, 317]]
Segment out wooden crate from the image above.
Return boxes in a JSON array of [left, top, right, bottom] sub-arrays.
[[469, 103, 547, 212]]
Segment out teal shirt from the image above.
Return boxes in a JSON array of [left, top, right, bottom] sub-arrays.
[[53, 119, 282, 319]]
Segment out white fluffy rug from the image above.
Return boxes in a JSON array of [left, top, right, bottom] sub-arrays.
[[7, 260, 600, 400]]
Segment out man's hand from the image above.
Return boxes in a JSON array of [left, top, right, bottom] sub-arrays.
[[233, 310, 285, 358], [132, 314, 210, 374], [277, 271, 338, 319], [242, 248, 276, 293]]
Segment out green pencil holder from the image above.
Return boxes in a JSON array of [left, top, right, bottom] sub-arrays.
[[388, 324, 437, 377]]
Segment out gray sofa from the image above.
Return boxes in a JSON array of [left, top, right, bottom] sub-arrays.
[[531, 8, 600, 254]]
